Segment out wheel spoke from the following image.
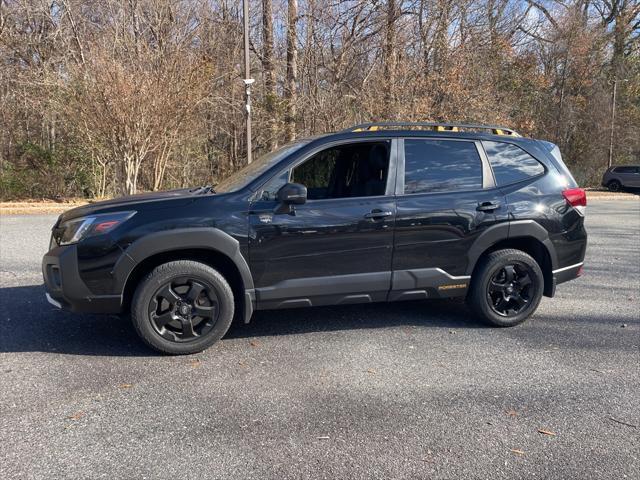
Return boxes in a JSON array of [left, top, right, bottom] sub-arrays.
[[494, 297, 509, 312], [193, 304, 216, 318], [180, 318, 197, 338], [159, 329, 178, 341], [186, 281, 205, 303], [503, 265, 516, 283], [490, 280, 506, 292], [158, 284, 180, 304], [153, 312, 174, 328], [517, 273, 532, 288], [510, 292, 528, 309]]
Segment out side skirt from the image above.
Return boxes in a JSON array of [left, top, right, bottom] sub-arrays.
[[389, 268, 470, 301], [254, 268, 470, 311]]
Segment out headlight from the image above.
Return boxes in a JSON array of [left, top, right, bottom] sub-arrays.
[[59, 211, 136, 245]]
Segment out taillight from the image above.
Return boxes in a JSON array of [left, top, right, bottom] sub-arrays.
[[562, 188, 586, 215]]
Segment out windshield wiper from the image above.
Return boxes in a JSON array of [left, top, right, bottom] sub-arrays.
[[190, 185, 216, 195]]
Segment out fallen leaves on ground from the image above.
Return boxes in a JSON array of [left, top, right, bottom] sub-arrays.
[[366, 368, 376, 375], [67, 411, 84, 420], [117, 383, 133, 389], [190, 359, 201, 369], [510, 449, 525, 456], [506, 409, 518, 417], [249, 340, 260, 347], [537, 428, 556, 436]]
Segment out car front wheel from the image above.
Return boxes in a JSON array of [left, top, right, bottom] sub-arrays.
[[131, 260, 234, 354], [467, 249, 543, 327]]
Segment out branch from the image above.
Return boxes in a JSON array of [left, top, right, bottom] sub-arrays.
[[525, 0, 559, 29]]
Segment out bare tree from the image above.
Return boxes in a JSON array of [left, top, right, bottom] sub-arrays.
[[261, 0, 277, 149], [285, 0, 298, 142], [0, 0, 638, 199]]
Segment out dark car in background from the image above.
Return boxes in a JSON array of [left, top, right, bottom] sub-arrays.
[[602, 165, 640, 191], [42, 122, 587, 355]]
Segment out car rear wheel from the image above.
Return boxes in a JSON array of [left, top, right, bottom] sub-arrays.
[[131, 260, 234, 354], [467, 249, 543, 327], [607, 180, 622, 192]]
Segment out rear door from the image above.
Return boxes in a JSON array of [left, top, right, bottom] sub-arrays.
[[390, 137, 508, 300], [628, 167, 640, 187], [615, 166, 640, 187], [248, 139, 398, 309]]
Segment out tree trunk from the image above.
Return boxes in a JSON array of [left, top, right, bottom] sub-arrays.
[[262, 0, 277, 149], [382, 0, 397, 119], [285, 0, 298, 142]]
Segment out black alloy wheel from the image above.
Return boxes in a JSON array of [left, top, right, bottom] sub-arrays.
[[486, 262, 537, 317], [149, 277, 220, 342], [131, 260, 234, 355], [467, 248, 544, 327]]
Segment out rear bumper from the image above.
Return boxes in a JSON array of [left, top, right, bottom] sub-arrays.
[[553, 262, 583, 281], [548, 262, 584, 297], [42, 245, 122, 314]]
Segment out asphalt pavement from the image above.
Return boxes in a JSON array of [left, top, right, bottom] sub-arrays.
[[1, 200, 638, 479]]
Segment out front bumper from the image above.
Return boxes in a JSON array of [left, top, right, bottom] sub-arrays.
[[42, 245, 122, 314]]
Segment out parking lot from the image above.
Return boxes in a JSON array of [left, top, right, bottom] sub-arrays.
[[1, 200, 638, 479]]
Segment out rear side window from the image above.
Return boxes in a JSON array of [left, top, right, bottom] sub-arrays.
[[403, 139, 483, 194], [614, 166, 638, 174], [483, 141, 545, 185]]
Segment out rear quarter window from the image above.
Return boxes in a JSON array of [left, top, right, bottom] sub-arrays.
[[483, 141, 545, 186], [404, 139, 483, 194]]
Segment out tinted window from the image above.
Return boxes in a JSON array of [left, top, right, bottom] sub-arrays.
[[403, 140, 483, 194], [260, 170, 290, 200], [614, 166, 638, 174], [215, 141, 308, 193], [483, 141, 545, 185], [291, 142, 389, 200]]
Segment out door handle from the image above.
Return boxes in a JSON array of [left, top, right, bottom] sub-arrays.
[[476, 201, 501, 212], [364, 210, 393, 220]]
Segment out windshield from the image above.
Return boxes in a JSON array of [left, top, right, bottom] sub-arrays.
[[214, 141, 309, 193]]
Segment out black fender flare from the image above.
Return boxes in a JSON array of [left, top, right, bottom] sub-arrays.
[[465, 220, 558, 275], [113, 228, 255, 321]]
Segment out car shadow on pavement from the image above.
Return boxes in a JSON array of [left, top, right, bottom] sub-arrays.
[[0, 284, 485, 356], [226, 299, 485, 340]]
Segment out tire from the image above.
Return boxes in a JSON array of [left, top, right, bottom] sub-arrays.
[[131, 260, 234, 355], [608, 180, 622, 192], [467, 249, 544, 327]]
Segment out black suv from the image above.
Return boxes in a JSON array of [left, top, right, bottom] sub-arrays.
[[42, 123, 587, 354]]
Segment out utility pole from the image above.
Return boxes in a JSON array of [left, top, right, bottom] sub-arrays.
[[243, 0, 254, 164], [608, 78, 628, 169], [608, 79, 618, 169]]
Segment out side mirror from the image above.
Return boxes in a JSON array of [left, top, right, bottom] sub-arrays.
[[275, 183, 307, 214], [277, 183, 307, 205]]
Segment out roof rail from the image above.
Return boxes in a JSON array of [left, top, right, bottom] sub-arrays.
[[346, 122, 521, 137]]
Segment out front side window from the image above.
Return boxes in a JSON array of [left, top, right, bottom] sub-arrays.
[[403, 139, 483, 194], [290, 141, 390, 200], [483, 141, 545, 185]]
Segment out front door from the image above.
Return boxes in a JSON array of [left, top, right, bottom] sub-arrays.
[[249, 139, 397, 309], [390, 137, 508, 300]]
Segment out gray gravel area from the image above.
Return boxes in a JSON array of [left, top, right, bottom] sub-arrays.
[[1, 201, 639, 479]]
